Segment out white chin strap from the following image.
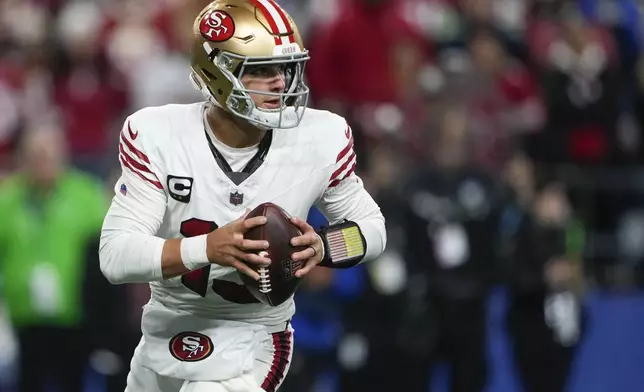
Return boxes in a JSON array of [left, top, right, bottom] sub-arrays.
[[246, 105, 304, 130]]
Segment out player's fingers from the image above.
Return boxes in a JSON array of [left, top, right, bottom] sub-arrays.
[[241, 216, 267, 231], [295, 259, 318, 278], [290, 232, 318, 247], [291, 246, 316, 262], [229, 248, 270, 266], [243, 251, 272, 266], [231, 260, 260, 281], [238, 238, 269, 251], [290, 216, 314, 233], [231, 233, 245, 248]]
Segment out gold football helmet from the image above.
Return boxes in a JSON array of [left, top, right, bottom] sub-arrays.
[[189, 0, 309, 129]]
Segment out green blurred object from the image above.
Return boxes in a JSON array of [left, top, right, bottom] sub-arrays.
[[566, 217, 586, 258], [0, 171, 107, 327]]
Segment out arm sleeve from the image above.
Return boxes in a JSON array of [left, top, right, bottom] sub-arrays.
[[99, 119, 168, 284], [315, 126, 386, 262]]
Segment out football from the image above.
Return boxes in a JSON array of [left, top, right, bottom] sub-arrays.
[[239, 202, 306, 306]]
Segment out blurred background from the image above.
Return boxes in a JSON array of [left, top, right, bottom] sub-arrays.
[[1, 0, 644, 391]]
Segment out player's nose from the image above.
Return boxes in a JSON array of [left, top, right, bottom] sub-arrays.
[[269, 74, 286, 93]]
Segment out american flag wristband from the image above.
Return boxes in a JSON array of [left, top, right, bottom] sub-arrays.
[[317, 220, 366, 269]]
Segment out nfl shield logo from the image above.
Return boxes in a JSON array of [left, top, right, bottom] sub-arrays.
[[229, 191, 244, 206]]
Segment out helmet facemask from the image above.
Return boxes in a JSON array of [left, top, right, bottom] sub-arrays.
[[192, 43, 310, 130]]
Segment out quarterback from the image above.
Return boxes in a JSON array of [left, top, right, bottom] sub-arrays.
[[99, 0, 386, 391]]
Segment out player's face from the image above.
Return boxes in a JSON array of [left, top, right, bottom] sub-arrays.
[[240, 64, 287, 110]]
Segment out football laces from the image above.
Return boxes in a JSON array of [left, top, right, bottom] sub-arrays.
[[258, 266, 271, 294]]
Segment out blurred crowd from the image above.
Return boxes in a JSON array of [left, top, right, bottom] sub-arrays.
[[1, 0, 644, 391]]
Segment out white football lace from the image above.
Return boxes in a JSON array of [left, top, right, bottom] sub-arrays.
[[258, 266, 271, 294]]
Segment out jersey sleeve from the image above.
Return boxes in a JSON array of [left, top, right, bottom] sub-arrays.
[[327, 124, 357, 188], [117, 120, 164, 191], [99, 115, 168, 284], [315, 121, 387, 262]]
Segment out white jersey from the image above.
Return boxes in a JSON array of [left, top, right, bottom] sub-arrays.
[[100, 102, 386, 327]]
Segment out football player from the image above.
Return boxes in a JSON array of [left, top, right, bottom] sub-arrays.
[[98, 1, 386, 391]]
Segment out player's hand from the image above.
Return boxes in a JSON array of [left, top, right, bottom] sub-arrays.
[[289, 217, 324, 278], [206, 209, 271, 281]]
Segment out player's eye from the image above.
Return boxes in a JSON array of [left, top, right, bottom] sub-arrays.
[[245, 65, 285, 78]]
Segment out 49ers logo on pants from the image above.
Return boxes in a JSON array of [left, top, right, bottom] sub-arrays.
[[200, 9, 235, 42], [169, 332, 213, 362]]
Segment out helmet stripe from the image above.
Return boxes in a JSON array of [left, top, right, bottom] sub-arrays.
[[249, 0, 294, 45], [248, 0, 281, 45], [264, 0, 295, 43]]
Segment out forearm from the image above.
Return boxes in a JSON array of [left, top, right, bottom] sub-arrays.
[[99, 231, 212, 284], [355, 214, 386, 261], [162, 239, 189, 279], [99, 228, 166, 284], [316, 213, 386, 269], [316, 176, 387, 267]]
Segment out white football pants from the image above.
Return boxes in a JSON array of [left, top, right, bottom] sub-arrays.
[[124, 325, 293, 392]]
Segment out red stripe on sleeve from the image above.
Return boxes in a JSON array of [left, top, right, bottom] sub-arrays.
[[329, 161, 356, 188], [335, 137, 354, 163], [119, 155, 163, 190], [119, 143, 154, 174], [120, 135, 151, 164]]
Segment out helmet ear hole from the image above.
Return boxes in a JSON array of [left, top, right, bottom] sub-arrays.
[[202, 68, 217, 81]]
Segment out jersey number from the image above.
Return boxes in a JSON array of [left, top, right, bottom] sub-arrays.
[[180, 218, 259, 304]]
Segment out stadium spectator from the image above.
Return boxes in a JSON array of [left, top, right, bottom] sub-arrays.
[[0, 127, 107, 392]]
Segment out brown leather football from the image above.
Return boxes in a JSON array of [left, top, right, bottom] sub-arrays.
[[239, 202, 306, 306]]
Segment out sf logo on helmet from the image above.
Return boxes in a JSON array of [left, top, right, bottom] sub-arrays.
[[169, 332, 214, 362], [200, 10, 235, 42]]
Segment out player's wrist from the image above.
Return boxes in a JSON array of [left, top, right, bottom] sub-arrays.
[[316, 220, 366, 269], [180, 235, 211, 271], [314, 233, 326, 261]]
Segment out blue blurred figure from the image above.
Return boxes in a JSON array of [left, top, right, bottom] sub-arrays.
[[279, 208, 364, 392]]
